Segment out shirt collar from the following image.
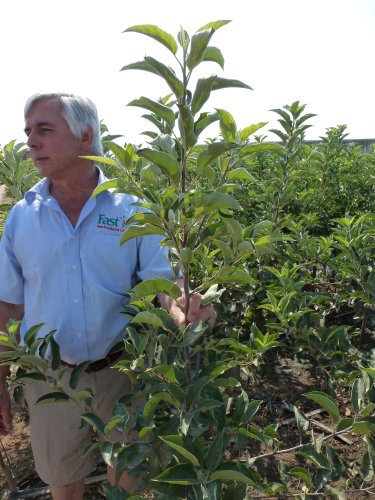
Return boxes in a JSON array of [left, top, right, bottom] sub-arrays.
[[25, 167, 108, 205]]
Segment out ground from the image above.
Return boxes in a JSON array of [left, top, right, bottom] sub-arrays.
[[0, 355, 369, 499]]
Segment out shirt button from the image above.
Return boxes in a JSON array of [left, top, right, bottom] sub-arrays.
[[76, 332, 82, 338], [73, 298, 79, 304], [72, 266, 77, 271]]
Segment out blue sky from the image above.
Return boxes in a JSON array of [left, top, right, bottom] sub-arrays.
[[1, 0, 374, 146]]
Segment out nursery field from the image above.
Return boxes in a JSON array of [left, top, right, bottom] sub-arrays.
[[1, 21, 375, 500]]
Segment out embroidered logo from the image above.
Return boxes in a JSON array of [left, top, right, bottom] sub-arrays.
[[97, 213, 126, 232]]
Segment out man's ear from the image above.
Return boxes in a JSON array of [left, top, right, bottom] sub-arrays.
[[81, 127, 94, 153]]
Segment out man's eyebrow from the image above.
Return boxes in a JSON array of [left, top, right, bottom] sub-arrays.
[[24, 121, 54, 134]]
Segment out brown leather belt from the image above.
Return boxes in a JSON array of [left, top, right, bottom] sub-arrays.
[[61, 349, 123, 373]]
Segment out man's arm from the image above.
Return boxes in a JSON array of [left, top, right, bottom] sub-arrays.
[[0, 301, 24, 435], [158, 278, 217, 328]]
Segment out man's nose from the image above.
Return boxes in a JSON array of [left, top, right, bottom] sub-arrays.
[[26, 131, 40, 149]]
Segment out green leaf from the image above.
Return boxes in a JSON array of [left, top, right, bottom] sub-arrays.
[[148, 364, 176, 383], [326, 445, 342, 481], [137, 148, 180, 183], [210, 462, 261, 485], [194, 111, 219, 137], [197, 20, 231, 32], [196, 142, 238, 175], [18, 354, 48, 372], [206, 267, 253, 285], [177, 27, 190, 49], [352, 417, 375, 436], [202, 192, 241, 211], [336, 417, 353, 432], [174, 322, 209, 347], [23, 323, 44, 348], [128, 97, 175, 130], [49, 336, 61, 371], [216, 108, 237, 142], [100, 441, 115, 467], [152, 309, 177, 332], [82, 442, 100, 458], [131, 311, 164, 328], [117, 443, 152, 473], [126, 211, 162, 228], [362, 403, 375, 417], [69, 360, 92, 390], [120, 223, 166, 245], [191, 75, 217, 116], [121, 60, 160, 77], [186, 376, 210, 405], [14, 372, 47, 383], [243, 400, 263, 421], [239, 122, 268, 141], [80, 413, 105, 435], [178, 105, 197, 149], [153, 463, 199, 485], [352, 378, 365, 413], [201, 284, 224, 306], [212, 77, 252, 91], [187, 29, 214, 70], [132, 278, 181, 300], [360, 451, 374, 481], [297, 444, 329, 468], [205, 429, 224, 473], [293, 406, 309, 432], [143, 392, 180, 419], [6, 319, 21, 337], [304, 391, 341, 423], [222, 484, 247, 500], [75, 389, 95, 405], [124, 24, 178, 55], [159, 435, 201, 466], [144, 56, 184, 98], [105, 142, 131, 168], [324, 485, 346, 500], [81, 155, 117, 167], [202, 46, 224, 69], [288, 467, 312, 487], [35, 392, 70, 405], [240, 143, 284, 156], [227, 167, 254, 182], [193, 399, 224, 413]]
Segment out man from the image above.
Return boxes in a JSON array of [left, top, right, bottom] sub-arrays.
[[0, 92, 216, 499]]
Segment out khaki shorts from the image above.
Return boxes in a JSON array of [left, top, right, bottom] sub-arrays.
[[24, 360, 134, 486]]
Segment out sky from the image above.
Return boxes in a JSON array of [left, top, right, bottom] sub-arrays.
[[1, 0, 374, 147]]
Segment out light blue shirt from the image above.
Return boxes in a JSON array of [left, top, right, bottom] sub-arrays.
[[0, 169, 174, 364]]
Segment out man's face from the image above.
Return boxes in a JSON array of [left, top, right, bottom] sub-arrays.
[[24, 98, 86, 180]]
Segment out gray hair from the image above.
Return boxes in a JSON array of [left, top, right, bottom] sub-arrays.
[[24, 92, 103, 156]]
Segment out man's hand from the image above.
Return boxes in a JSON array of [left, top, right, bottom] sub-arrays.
[[0, 381, 12, 436], [167, 293, 217, 328]]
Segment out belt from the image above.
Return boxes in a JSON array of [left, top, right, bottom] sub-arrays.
[[61, 349, 123, 373]]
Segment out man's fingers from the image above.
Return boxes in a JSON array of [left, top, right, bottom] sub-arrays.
[[187, 295, 217, 326], [186, 294, 202, 322]]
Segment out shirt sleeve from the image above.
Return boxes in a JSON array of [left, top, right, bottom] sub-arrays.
[[0, 219, 24, 304], [136, 234, 175, 282]]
